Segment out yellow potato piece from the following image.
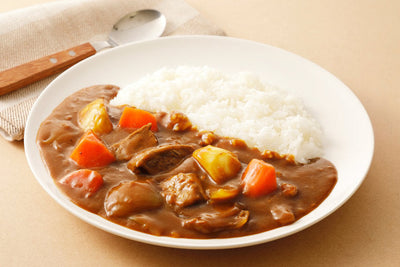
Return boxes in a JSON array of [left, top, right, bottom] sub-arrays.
[[78, 99, 113, 134], [209, 187, 240, 203], [193, 145, 241, 184]]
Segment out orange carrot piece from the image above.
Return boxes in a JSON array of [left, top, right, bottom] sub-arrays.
[[241, 159, 277, 197], [118, 107, 158, 131], [70, 130, 115, 168], [59, 169, 103, 197]]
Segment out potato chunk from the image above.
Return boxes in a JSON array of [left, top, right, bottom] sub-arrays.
[[78, 99, 113, 134], [208, 187, 240, 203], [193, 145, 241, 184]]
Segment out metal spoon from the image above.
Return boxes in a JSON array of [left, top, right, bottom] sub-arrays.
[[0, 9, 166, 96]]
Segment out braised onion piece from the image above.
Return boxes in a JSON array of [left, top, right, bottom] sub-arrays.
[[104, 180, 163, 217]]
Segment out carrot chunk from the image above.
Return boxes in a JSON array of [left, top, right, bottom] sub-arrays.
[[241, 159, 277, 197], [70, 130, 115, 168], [118, 107, 158, 131], [59, 169, 103, 197]]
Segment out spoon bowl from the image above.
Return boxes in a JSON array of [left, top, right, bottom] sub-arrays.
[[107, 9, 166, 47]]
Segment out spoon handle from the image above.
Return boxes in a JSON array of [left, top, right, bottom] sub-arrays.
[[0, 42, 96, 96]]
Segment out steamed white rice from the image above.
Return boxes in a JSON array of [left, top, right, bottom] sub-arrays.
[[111, 66, 323, 163]]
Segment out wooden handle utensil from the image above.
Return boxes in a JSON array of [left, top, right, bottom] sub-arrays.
[[0, 43, 96, 96]]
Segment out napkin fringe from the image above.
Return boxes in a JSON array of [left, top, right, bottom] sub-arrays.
[[0, 96, 37, 141]]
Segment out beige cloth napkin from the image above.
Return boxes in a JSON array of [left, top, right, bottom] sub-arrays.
[[0, 0, 224, 141]]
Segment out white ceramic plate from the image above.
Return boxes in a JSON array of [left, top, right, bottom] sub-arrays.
[[25, 36, 374, 249]]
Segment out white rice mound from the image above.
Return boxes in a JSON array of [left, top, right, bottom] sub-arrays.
[[111, 66, 323, 163]]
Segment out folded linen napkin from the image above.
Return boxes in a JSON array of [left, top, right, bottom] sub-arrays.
[[0, 0, 224, 141]]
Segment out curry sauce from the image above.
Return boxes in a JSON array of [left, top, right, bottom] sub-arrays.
[[37, 85, 337, 238]]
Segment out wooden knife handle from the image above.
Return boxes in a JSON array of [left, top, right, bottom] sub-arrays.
[[0, 42, 96, 96]]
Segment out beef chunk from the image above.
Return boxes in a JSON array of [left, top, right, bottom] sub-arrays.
[[280, 182, 298, 197], [182, 206, 249, 234], [198, 131, 216, 146], [127, 144, 195, 175], [161, 173, 206, 208], [111, 124, 158, 161], [157, 111, 192, 132], [270, 204, 295, 225]]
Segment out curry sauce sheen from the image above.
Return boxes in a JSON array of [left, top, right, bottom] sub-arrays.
[[37, 85, 337, 238]]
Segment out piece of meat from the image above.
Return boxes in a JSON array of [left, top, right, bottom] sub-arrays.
[[111, 124, 158, 161], [127, 144, 195, 175], [270, 204, 295, 225], [157, 111, 192, 132], [182, 206, 249, 234], [161, 173, 206, 208], [280, 182, 298, 197], [104, 180, 163, 217], [198, 131, 216, 146]]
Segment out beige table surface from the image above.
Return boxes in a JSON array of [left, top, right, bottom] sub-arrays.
[[1, 0, 399, 266]]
